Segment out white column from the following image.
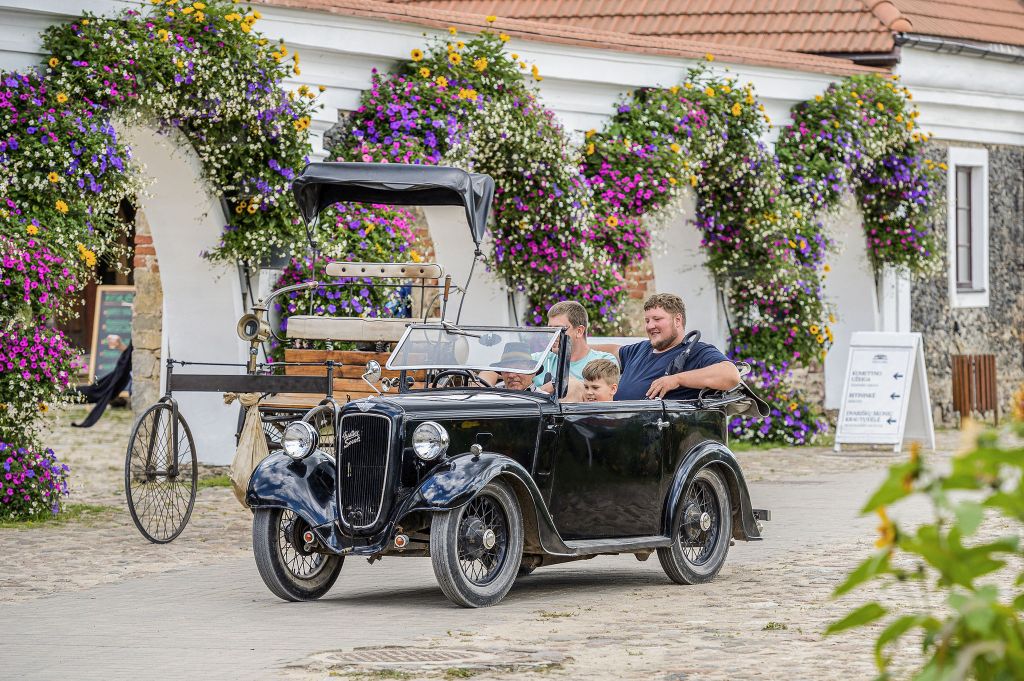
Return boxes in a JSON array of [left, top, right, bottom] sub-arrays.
[[123, 125, 247, 465]]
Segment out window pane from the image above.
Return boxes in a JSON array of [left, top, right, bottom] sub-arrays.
[[955, 167, 973, 288]]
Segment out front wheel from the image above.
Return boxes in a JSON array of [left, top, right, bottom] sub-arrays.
[[253, 507, 344, 601], [430, 479, 524, 608], [658, 467, 732, 585]]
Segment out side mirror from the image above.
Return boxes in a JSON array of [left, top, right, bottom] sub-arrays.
[[362, 360, 383, 394]]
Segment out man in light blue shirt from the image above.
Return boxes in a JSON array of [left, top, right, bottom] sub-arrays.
[[534, 301, 617, 395]]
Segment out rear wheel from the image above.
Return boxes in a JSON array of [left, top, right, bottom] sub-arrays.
[[430, 479, 523, 608], [253, 507, 344, 601], [658, 467, 732, 585]]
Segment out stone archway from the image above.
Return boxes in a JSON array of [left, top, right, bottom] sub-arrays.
[[123, 126, 247, 465]]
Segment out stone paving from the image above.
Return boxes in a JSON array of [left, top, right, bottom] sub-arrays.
[[1, 406, 1017, 681]]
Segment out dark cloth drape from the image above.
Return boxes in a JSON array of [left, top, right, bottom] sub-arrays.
[[73, 343, 133, 428]]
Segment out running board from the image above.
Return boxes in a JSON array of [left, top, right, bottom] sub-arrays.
[[563, 536, 672, 556]]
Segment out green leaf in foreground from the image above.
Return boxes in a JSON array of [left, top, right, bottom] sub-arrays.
[[826, 602, 888, 636]]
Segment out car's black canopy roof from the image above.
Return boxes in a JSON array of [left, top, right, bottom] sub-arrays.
[[292, 162, 494, 245]]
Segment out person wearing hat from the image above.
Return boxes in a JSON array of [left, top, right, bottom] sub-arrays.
[[490, 341, 541, 391]]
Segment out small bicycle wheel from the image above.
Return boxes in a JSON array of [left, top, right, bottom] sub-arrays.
[[125, 402, 198, 543]]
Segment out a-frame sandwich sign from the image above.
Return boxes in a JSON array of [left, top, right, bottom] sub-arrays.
[[834, 332, 935, 453]]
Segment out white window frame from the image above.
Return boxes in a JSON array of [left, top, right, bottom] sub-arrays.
[[946, 147, 989, 308]]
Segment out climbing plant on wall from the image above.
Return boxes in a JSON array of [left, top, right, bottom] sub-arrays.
[[0, 0, 323, 519], [584, 59, 939, 443]]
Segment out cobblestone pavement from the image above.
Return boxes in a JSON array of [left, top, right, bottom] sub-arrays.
[[1, 406, 1016, 681]]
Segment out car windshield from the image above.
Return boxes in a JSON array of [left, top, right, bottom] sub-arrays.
[[387, 325, 559, 373]]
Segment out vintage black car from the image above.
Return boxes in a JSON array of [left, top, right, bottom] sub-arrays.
[[245, 163, 771, 608]]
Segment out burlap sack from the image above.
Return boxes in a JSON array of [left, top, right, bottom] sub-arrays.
[[224, 392, 269, 508]]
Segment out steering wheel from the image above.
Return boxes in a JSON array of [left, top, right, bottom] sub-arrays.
[[430, 369, 493, 389]]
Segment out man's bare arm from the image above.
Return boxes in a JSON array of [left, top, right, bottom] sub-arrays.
[[645, 360, 741, 400]]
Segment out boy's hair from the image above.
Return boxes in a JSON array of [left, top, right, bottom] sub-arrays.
[[582, 358, 620, 384], [643, 293, 686, 327], [547, 300, 588, 332]]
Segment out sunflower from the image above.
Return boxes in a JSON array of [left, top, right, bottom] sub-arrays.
[[448, 52, 462, 65], [56, 92, 68, 104], [47, 172, 60, 183], [410, 49, 423, 62], [419, 67, 430, 78], [55, 200, 69, 214], [48, 57, 59, 68], [435, 76, 448, 88], [605, 215, 619, 228]]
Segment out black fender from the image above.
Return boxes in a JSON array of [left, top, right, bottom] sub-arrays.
[[246, 451, 338, 530], [664, 440, 762, 541], [396, 451, 575, 556]]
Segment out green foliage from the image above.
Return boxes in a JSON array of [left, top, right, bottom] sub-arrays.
[[828, 388, 1024, 679]]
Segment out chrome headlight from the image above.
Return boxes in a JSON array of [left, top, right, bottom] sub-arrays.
[[412, 421, 449, 461], [282, 421, 318, 460]]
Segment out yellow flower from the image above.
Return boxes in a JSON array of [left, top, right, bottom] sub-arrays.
[[176, 60, 185, 69], [240, 22, 251, 33], [318, 85, 326, 92], [456, 41, 465, 50], [410, 48, 423, 62], [47, 172, 60, 183], [532, 64, 541, 81], [55, 200, 68, 214], [419, 67, 431, 78], [473, 57, 488, 72], [731, 102, 742, 116], [689, 175, 698, 187], [252, 9, 261, 18], [56, 92, 68, 104], [684, 82, 693, 89], [519, 61, 526, 69], [705, 53, 714, 61], [816, 334, 825, 344], [82, 19, 90, 25], [485, 14, 496, 23], [457, 88, 478, 100], [586, 143, 595, 155], [511, 53, 519, 60], [194, 1, 206, 7], [410, 249, 423, 263], [26, 225, 38, 236], [704, 87, 715, 98], [874, 507, 896, 549], [809, 325, 819, 335], [721, 85, 731, 93], [823, 264, 831, 273], [448, 52, 462, 65], [235, 203, 245, 214], [499, 33, 510, 42], [814, 94, 823, 102], [38, 402, 48, 413], [182, 6, 193, 14], [895, 114, 903, 123], [876, 102, 884, 111], [247, 204, 257, 214], [435, 75, 448, 88], [605, 215, 619, 228], [668, 177, 677, 185], [938, 162, 947, 170], [833, 120, 840, 129], [48, 57, 59, 68], [669, 85, 679, 94], [670, 142, 681, 153], [293, 65, 301, 75], [448, 26, 457, 35], [829, 313, 836, 323], [789, 402, 797, 411]]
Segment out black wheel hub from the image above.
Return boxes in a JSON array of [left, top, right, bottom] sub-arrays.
[[286, 516, 315, 557], [456, 495, 508, 586], [678, 480, 720, 566], [460, 516, 497, 560]]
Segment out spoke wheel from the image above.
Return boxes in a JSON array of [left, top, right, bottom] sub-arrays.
[[253, 507, 344, 602], [658, 467, 732, 585], [124, 402, 198, 544], [431, 479, 523, 608]]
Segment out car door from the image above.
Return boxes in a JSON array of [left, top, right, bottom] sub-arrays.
[[544, 400, 667, 540]]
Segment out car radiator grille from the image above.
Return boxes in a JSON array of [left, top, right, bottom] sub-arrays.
[[337, 413, 392, 530]]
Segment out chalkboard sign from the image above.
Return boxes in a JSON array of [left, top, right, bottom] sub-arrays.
[[88, 285, 135, 382], [834, 332, 935, 453]]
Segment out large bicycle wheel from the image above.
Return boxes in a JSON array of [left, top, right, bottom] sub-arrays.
[[125, 402, 198, 543]]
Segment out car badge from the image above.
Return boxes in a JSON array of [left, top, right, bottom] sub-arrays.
[[354, 399, 374, 412], [342, 430, 361, 449]]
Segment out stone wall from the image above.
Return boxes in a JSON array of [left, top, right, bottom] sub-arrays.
[[131, 209, 163, 419], [912, 142, 1024, 425]]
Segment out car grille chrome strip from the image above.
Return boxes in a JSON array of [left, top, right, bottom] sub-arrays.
[[337, 413, 392, 531]]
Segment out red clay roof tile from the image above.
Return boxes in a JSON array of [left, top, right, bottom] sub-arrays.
[[396, 0, 1024, 51], [260, 0, 879, 74]]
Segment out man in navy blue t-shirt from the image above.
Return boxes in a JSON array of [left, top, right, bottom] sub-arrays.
[[603, 293, 740, 401]]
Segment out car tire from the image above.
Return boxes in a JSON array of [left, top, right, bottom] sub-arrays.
[[430, 479, 524, 608], [253, 507, 344, 601], [658, 467, 732, 585]]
